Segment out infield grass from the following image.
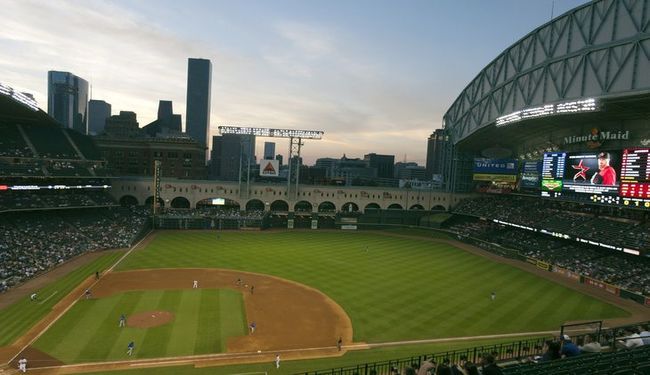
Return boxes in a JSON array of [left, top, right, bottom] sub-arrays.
[[115, 231, 628, 343], [33, 289, 247, 362]]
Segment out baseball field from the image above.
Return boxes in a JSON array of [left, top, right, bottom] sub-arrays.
[[0, 229, 638, 374]]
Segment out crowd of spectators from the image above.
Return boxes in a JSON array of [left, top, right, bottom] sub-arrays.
[[453, 195, 650, 251], [0, 122, 108, 178], [0, 122, 33, 157], [160, 207, 265, 220], [0, 207, 148, 293], [0, 190, 117, 212], [448, 219, 650, 296]]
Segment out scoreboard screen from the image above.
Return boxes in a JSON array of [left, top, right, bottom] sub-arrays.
[[541, 148, 650, 208], [619, 148, 650, 207]]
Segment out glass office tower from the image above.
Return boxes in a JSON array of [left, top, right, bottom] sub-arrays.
[[48, 71, 89, 134]]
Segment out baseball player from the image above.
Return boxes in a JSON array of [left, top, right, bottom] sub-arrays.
[[275, 354, 281, 369], [337, 337, 343, 351], [18, 357, 27, 373], [84, 288, 91, 299], [249, 321, 256, 334], [30, 293, 37, 302], [127, 341, 135, 356], [490, 291, 496, 301], [119, 314, 126, 327], [193, 280, 198, 288]]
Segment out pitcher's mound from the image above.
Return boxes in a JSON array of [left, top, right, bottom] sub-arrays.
[[127, 311, 174, 328]]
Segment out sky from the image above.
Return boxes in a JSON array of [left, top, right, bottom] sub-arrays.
[[1, 0, 589, 165]]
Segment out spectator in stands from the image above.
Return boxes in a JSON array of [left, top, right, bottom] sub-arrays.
[[616, 327, 645, 349], [638, 325, 650, 346], [417, 356, 435, 375], [560, 335, 581, 358], [436, 358, 451, 375], [480, 354, 503, 375], [579, 334, 602, 353], [539, 340, 561, 362], [450, 355, 476, 375], [459, 355, 479, 375]]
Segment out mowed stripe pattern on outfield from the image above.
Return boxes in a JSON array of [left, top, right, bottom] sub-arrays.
[[0, 252, 124, 346], [116, 231, 627, 343], [33, 289, 247, 363]]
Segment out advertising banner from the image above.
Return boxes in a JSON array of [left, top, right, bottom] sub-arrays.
[[605, 283, 620, 296], [551, 266, 580, 282], [260, 160, 280, 177], [536, 260, 550, 271], [473, 174, 517, 182], [521, 161, 542, 188], [584, 277, 607, 291], [473, 159, 519, 174]]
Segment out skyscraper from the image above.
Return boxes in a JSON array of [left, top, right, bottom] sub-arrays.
[[425, 129, 447, 179], [186, 58, 212, 153], [210, 134, 255, 181], [264, 142, 275, 160], [88, 100, 111, 135], [48, 71, 89, 134]]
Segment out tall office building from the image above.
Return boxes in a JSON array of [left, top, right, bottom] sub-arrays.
[[88, 100, 111, 135], [263, 142, 275, 160], [364, 153, 395, 179], [425, 129, 447, 179], [48, 71, 89, 134], [186, 58, 212, 152], [211, 134, 255, 181]]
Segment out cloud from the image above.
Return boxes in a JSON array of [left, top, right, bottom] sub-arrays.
[[1, 1, 438, 166]]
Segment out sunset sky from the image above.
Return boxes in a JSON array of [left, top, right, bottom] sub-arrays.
[[1, 0, 588, 165]]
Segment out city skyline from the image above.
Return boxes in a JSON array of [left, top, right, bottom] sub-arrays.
[[2, 0, 588, 165]]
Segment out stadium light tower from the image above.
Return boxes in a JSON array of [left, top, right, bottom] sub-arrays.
[[218, 126, 324, 200]]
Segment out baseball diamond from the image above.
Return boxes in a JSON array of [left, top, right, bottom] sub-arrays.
[[1, 230, 645, 374]]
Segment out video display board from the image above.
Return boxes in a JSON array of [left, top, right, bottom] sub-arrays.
[[619, 148, 650, 207], [520, 161, 542, 189], [541, 148, 650, 208]]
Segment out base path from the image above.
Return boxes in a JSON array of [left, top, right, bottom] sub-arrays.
[[92, 268, 354, 353]]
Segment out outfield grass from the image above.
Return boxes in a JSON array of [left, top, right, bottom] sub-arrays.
[[116, 231, 628, 342], [0, 251, 124, 346], [33, 289, 247, 363]]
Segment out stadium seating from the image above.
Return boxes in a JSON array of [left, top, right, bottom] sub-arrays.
[[64, 129, 102, 160], [0, 207, 148, 293], [0, 189, 117, 212], [502, 344, 650, 375], [21, 123, 79, 159], [448, 217, 650, 296], [0, 122, 33, 157]]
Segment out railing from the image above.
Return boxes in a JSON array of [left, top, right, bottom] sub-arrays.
[[298, 321, 650, 375]]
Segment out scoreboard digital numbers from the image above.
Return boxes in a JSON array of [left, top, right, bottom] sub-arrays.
[[540, 152, 566, 197], [619, 148, 650, 208]]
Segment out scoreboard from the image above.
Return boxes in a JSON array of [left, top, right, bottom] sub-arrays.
[[620, 148, 650, 207], [541, 148, 650, 208], [541, 152, 566, 180]]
